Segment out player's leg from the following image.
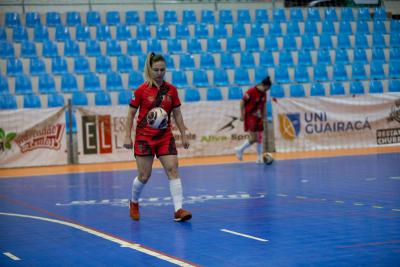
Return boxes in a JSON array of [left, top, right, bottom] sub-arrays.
[[235, 131, 257, 161]]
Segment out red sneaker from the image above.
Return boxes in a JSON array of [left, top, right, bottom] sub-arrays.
[[129, 201, 140, 221], [174, 208, 192, 222]]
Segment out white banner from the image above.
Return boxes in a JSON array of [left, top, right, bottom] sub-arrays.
[[0, 108, 67, 168], [272, 93, 400, 152], [75, 102, 254, 163]]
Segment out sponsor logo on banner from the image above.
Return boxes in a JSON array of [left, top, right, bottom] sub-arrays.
[[388, 99, 400, 123], [376, 99, 400, 145], [278, 113, 301, 140], [0, 128, 17, 152], [14, 124, 64, 153], [82, 115, 112, 155]]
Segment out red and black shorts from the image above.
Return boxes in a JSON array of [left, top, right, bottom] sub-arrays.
[[244, 115, 264, 132], [134, 132, 177, 158]]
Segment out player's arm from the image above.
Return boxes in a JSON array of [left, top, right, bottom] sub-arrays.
[[172, 107, 190, 149], [239, 99, 245, 121], [123, 106, 138, 149]]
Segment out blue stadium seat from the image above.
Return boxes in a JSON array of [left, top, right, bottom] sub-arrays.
[[137, 55, 147, 70], [164, 10, 178, 24], [42, 40, 59, 58], [164, 54, 175, 69], [171, 70, 188, 88], [182, 9, 197, 24], [136, 24, 151, 40], [240, 51, 255, 68], [264, 36, 279, 51], [0, 94, 17, 109], [118, 90, 132, 105], [298, 50, 313, 66], [29, 57, 46, 76], [106, 11, 120, 25], [317, 49, 332, 65], [388, 80, 400, 92], [254, 67, 268, 83], [219, 9, 233, 24], [321, 21, 336, 36], [283, 35, 297, 51], [26, 12, 41, 28], [304, 21, 318, 35], [179, 54, 196, 69], [84, 73, 102, 92], [125, 11, 140, 25], [338, 21, 352, 35], [200, 53, 215, 69], [0, 27, 7, 41], [201, 10, 215, 24], [167, 38, 182, 54], [106, 71, 124, 91], [237, 9, 251, 23], [269, 22, 282, 37], [389, 64, 400, 79], [51, 57, 68, 75], [5, 12, 21, 28], [234, 68, 250, 85], [96, 25, 111, 41], [373, 20, 387, 34], [228, 86, 243, 100], [117, 55, 132, 73], [127, 39, 143, 55], [278, 51, 294, 66], [0, 75, 9, 93], [194, 23, 209, 38], [259, 50, 275, 67], [370, 61, 386, 79], [294, 65, 310, 83], [46, 12, 61, 27], [250, 23, 265, 37], [274, 66, 291, 83], [273, 8, 286, 22], [213, 23, 228, 38], [74, 56, 90, 74], [374, 7, 387, 20], [270, 84, 285, 98], [192, 69, 210, 87], [287, 21, 300, 36], [357, 8, 371, 21], [313, 64, 329, 82], [355, 33, 369, 48], [356, 20, 370, 34], [206, 87, 223, 101], [12, 25, 28, 42], [6, 58, 23, 76], [144, 10, 159, 25], [300, 35, 315, 50], [255, 9, 269, 23], [371, 47, 386, 63], [175, 24, 190, 39], [66, 11, 81, 26], [185, 88, 201, 102], [207, 37, 222, 53], [245, 37, 260, 52], [95, 91, 112, 106], [33, 24, 49, 43], [390, 47, 400, 62], [96, 56, 112, 73], [61, 73, 78, 93], [220, 52, 235, 69], [186, 38, 202, 53], [232, 23, 246, 38], [353, 47, 368, 63], [71, 91, 88, 106], [289, 8, 303, 21], [47, 93, 65, 107], [369, 80, 383, 94], [75, 25, 91, 41], [391, 20, 400, 32], [116, 24, 131, 40], [213, 68, 229, 86], [86, 11, 101, 26], [349, 81, 365, 95], [307, 8, 321, 21], [337, 34, 351, 49], [319, 34, 333, 50], [128, 71, 144, 89], [335, 48, 350, 64], [333, 63, 348, 81], [289, 84, 305, 97], [38, 73, 56, 94], [156, 24, 171, 39], [106, 40, 122, 56], [325, 8, 338, 21], [341, 7, 354, 21], [372, 33, 386, 48], [330, 82, 345, 95], [23, 94, 41, 108], [86, 40, 102, 57], [0, 42, 15, 59], [55, 25, 70, 42], [310, 83, 326, 96], [147, 39, 162, 54]]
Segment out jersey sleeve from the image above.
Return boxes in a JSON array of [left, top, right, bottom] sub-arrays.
[[171, 86, 181, 108], [129, 88, 142, 108]]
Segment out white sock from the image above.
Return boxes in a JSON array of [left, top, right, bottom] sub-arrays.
[[169, 178, 183, 212], [256, 143, 263, 158], [131, 176, 145, 203], [237, 140, 251, 152]]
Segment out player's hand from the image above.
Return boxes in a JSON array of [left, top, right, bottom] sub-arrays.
[[181, 135, 190, 149], [123, 136, 133, 149], [240, 115, 244, 121]]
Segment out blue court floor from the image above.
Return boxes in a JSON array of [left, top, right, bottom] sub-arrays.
[[0, 152, 400, 266]]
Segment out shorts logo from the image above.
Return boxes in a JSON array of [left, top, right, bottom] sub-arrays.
[[278, 113, 300, 140]]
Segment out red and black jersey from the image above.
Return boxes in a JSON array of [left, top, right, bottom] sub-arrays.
[[130, 81, 181, 136], [242, 86, 266, 119]]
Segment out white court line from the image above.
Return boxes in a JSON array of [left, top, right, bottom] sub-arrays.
[[0, 212, 195, 267], [220, 229, 268, 242], [3, 252, 20, 261], [389, 176, 400, 180]]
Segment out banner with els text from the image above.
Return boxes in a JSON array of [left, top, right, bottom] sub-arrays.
[[75, 102, 254, 163], [0, 107, 67, 168], [272, 93, 400, 152]]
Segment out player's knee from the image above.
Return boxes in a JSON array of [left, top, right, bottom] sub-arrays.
[[138, 171, 151, 183], [165, 166, 178, 179]]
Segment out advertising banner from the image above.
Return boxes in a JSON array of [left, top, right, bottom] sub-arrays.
[[272, 93, 400, 152], [0, 107, 67, 168], [75, 102, 254, 163]]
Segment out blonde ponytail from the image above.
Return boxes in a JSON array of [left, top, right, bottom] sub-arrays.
[[144, 52, 165, 87]]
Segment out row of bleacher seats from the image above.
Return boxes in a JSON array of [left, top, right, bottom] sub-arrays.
[[1, 7, 390, 28], [1, 79, 400, 109], [1, 62, 400, 95], [1, 20, 399, 43], [1, 47, 399, 76], [1, 34, 399, 60]]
